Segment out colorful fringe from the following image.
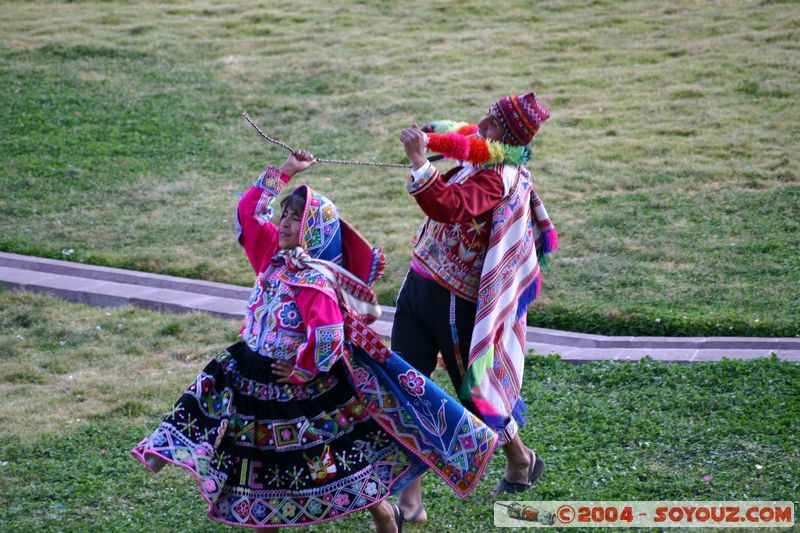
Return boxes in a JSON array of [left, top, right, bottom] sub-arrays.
[[427, 120, 532, 167], [430, 120, 478, 136]]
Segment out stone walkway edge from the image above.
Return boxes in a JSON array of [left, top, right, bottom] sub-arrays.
[[1, 252, 798, 363]]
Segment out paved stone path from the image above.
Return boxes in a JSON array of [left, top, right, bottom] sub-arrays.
[[2, 252, 798, 363]]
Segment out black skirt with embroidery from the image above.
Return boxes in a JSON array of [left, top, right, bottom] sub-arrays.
[[132, 341, 421, 528]]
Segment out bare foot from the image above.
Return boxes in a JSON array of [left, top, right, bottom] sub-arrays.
[[399, 504, 428, 523], [369, 501, 399, 533], [504, 450, 532, 484], [398, 475, 426, 523], [501, 435, 532, 484]]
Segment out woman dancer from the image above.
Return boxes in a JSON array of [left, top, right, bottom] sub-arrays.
[[132, 150, 497, 531]]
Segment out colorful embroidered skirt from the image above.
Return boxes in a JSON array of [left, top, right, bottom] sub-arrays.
[[132, 341, 497, 528]]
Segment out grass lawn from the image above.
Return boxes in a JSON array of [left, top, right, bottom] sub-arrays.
[[0, 1, 798, 337], [1, 291, 798, 531]]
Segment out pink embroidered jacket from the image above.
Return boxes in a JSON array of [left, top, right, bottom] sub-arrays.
[[236, 167, 346, 385]]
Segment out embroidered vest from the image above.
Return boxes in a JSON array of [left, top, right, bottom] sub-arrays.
[[411, 165, 507, 302], [240, 264, 308, 359]]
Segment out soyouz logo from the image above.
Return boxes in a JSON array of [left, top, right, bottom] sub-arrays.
[[494, 501, 795, 528]]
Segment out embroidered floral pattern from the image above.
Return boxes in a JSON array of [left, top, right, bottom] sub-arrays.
[[251, 501, 267, 520], [282, 502, 296, 517], [241, 267, 309, 360], [247, 282, 263, 307], [278, 301, 301, 328], [352, 366, 370, 385], [398, 369, 425, 396]]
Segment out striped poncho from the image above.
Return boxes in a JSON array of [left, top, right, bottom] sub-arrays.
[[458, 163, 557, 438]]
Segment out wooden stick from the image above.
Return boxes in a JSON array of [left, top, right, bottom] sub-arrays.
[[242, 112, 413, 169]]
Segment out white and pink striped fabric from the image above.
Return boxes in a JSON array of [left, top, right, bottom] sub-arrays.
[[460, 163, 557, 440]]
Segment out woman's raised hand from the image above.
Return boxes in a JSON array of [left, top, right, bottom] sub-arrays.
[[280, 149, 317, 177]]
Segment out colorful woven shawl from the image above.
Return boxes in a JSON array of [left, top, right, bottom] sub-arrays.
[[457, 164, 558, 436], [276, 246, 383, 327], [275, 247, 498, 497]]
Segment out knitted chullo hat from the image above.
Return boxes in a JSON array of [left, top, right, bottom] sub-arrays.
[[493, 92, 551, 146]]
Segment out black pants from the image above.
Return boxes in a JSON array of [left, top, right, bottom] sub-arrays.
[[391, 269, 479, 409]]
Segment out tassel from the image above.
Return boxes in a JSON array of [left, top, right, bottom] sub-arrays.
[[540, 228, 558, 255], [467, 396, 507, 432], [468, 136, 491, 162], [430, 120, 480, 136], [486, 142, 507, 165], [535, 228, 558, 269], [471, 397, 523, 433], [515, 272, 541, 319], [456, 124, 479, 135], [430, 120, 468, 133], [503, 145, 526, 166], [459, 346, 494, 400], [426, 131, 533, 166], [510, 398, 527, 426], [536, 246, 549, 269], [479, 413, 509, 432], [427, 133, 470, 161]]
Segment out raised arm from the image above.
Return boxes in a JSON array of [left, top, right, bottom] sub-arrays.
[[236, 150, 316, 274], [399, 124, 504, 223], [406, 162, 505, 223], [236, 167, 289, 273]]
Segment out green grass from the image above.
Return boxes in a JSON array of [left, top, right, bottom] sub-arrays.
[[1, 1, 799, 336], [0, 292, 798, 531]]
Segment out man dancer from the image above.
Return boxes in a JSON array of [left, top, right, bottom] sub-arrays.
[[393, 92, 557, 521]]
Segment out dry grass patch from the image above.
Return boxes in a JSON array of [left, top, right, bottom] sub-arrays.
[[0, 290, 240, 442]]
